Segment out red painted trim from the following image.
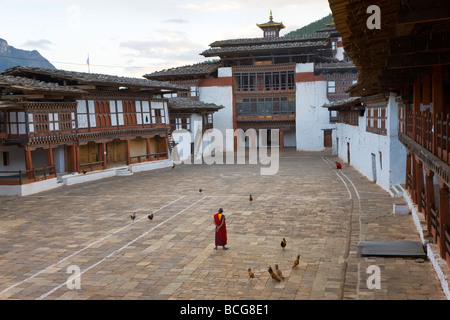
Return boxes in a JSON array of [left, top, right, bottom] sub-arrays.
[[295, 72, 326, 82], [199, 77, 233, 87]]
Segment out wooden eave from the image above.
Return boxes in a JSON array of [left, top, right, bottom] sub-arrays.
[[328, 0, 450, 97], [2, 66, 189, 95]]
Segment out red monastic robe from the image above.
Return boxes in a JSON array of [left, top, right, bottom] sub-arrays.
[[214, 213, 227, 246]]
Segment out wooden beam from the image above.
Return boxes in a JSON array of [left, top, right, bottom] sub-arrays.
[[433, 65, 444, 114], [389, 31, 450, 56], [68, 84, 96, 90], [387, 52, 450, 69], [397, 2, 450, 25], [378, 75, 419, 85], [2, 94, 45, 100], [422, 74, 431, 106]]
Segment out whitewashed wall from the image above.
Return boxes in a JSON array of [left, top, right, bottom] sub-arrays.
[[333, 93, 406, 192], [295, 63, 334, 151], [199, 67, 233, 152], [334, 37, 345, 61], [0, 145, 26, 174]]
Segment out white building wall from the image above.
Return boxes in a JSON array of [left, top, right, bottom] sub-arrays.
[[333, 93, 406, 192], [334, 37, 345, 61], [295, 63, 334, 151], [0, 145, 26, 175], [199, 67, 233, 152], [386, 93, 407, 187]]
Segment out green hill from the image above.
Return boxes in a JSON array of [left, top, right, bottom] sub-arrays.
[[284, 13, 333, 37]]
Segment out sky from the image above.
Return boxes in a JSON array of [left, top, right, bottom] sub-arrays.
[[0, 0, 332, 78]]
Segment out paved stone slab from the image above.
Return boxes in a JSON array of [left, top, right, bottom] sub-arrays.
[[0, 150, 446, 300]]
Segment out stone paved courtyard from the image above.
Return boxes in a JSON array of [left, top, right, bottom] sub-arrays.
[[0, 149, 446, 300]]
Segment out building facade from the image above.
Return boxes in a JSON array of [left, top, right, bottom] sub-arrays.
[[144, 14, 358, 152], [328, 0, 450, 279], [324, 93, 406, 194], [0, 67, 189, 195]]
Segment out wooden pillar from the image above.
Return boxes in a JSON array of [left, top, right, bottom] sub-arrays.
[[47, 143, 54, 168], [125, 139, 131, 165], [76, 143, 81, 173], [422, 74, 431, 107], [71, 142, 80, 173], [406, 151, 412, 192], [437, 177, 449, 259], [433, 66, 444, 114], [432, 66, 443, 153], [279, 131, 284, 149], [424, 166, 435, 235], [24, 146, 33, 179], [99, 142, 107, 169], [415, 159, 425, 215], [412, 80, 421, 140], [411, 153, 418, 204], [146, 138, 151, 161], [162, 135, 169, 158]]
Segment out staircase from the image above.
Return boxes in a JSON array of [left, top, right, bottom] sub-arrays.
[[389, 184, 404, 198], [116, 167, 133, 176]]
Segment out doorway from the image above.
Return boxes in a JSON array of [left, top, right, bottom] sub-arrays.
[[324, 130, 332, 148], [347, 142, 350, 164]]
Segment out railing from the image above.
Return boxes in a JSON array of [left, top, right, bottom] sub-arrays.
[[435, 113, 450, 163], [236, 114, 295, 122], [80, 161, 104, 172], [415, 112, 423, 144], [424, 113, 433, 151], [130, 153, 169, 163], [406, 172, 413, 191], [0, 166, 55, 185], [420, 188, 426, 216], [444, 223, 450, 261], [130, 155, 150, 163], [401, 111, 450, 165], [429, 204, 440, 243], [150, 152, 168, 160], [405, 110, 414, 138]]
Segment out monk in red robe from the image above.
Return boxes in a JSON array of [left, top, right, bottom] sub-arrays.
[[336, 161, 342, 169], [214, 208, 228, 250]]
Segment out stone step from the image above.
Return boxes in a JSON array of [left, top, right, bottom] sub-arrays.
[[389, 184, 404, 198], [116, 168, 133, 176]]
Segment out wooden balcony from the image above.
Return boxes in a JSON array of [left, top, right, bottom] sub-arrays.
[[236, 114, 295, 122], [401, 110, 450, 166]]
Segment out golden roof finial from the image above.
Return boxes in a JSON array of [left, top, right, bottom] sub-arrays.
[[270, 10, 273, 21]]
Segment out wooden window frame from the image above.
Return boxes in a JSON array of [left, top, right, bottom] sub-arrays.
[[366, 105, 387, 135]]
